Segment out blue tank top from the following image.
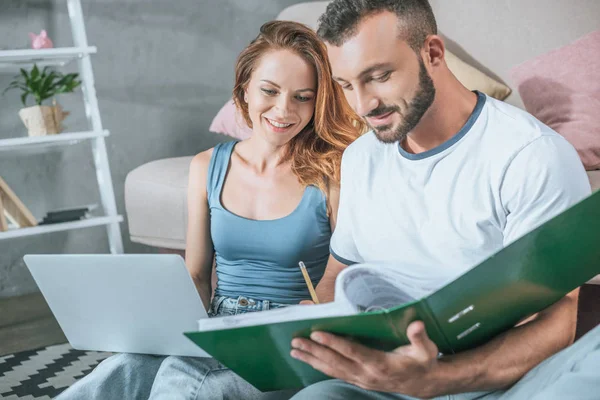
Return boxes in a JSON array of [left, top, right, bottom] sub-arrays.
[[207, 141, 331, 304]]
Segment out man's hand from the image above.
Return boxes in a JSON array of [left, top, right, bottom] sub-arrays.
[[290, 321, 442, 398], [299, 300, 315, 305]]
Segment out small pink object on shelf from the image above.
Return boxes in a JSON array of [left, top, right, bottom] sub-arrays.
[[29, 30, 54, 49]]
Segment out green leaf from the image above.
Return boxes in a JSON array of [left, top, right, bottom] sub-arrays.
[[52, 73, 81, 95], [39, 93, 53, 104], [2, 82, 28, 96], [4, 65, 81, 104], [19, 68, 29, 82], [39, 73, 55, 99], [21, 92, 29, 106], [31, 64, 39, 80]]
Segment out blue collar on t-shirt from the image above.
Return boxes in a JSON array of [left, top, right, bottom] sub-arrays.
[[398, 90, 486, 160]]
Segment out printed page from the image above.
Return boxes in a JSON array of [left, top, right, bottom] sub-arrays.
[[197, 300, 357, 332]]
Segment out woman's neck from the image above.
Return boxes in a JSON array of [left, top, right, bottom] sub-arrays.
[[236, 135, 290, 175]]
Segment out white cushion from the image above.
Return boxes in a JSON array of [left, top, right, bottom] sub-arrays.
[[125, 157, 192, 250]]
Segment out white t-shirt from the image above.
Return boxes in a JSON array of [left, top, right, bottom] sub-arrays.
[[331, 92, 591, 295]]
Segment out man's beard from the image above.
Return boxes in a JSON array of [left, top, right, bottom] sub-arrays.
[[367, 59, 436, 144]]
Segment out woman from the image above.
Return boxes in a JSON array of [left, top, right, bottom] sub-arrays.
[[57, 20, 365, 400]]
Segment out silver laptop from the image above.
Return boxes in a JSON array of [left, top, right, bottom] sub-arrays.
[[23, 254, 210, 357]]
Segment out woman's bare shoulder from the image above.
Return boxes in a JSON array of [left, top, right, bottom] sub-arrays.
[[190, 148, 215, 173], [188, 148, 217, 196]]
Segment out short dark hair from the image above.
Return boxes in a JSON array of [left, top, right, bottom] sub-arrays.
[[317, 0, 437, 52]]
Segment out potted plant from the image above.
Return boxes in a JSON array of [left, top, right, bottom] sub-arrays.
[[2, 64, 81, 136]]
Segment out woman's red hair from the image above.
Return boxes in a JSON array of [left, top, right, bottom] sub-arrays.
[[232, 20, 366, 195]]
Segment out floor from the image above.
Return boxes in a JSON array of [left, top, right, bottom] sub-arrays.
[[0, 292, 66, 357], [0, 343, 111, 399], [0, 293, 111, 399]]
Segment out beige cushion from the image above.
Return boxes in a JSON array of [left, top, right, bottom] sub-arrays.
[[276, 2, 511, 100], [125, 157, 192, 250], [444, 50, 511, 100]]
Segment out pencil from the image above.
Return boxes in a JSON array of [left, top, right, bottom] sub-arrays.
[[299, 261, 320, 304]]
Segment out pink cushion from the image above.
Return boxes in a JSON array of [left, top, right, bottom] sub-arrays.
[[511, 30, 600, 170], [209, 99, 253, 140]]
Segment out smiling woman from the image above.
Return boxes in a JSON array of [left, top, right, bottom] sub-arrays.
[[240, 49, 317, 159], [232, 20, 364, 195]]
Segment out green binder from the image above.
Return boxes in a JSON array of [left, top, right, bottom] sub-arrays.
[[184, 191, 600, 392]]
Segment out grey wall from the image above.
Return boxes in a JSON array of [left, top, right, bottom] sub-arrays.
[[0, 0, 307, 298]]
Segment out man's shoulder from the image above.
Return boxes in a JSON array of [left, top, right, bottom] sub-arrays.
[[482, 96, 587, 191], [481, 95, 572, 160], [483, 96, 560, 144]]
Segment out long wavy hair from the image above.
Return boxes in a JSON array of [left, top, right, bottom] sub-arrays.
[[232, 20, 366, 197]]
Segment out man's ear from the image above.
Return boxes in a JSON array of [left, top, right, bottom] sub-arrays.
[[422, 35, 445, 68]]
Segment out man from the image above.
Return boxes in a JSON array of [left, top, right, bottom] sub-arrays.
[[289, 1, 599, 399]]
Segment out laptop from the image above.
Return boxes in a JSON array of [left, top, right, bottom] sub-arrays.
[[23, 254, 210, 357]]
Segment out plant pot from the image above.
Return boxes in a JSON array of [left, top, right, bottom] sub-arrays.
[[18, 102, 68, 136]]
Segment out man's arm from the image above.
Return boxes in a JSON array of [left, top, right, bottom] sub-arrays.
[[313, 168, 353, 303], [314, 256, 348, 303], [432, 135, 587, 392], [291, 288, 579, 398], [432, 288, 579, 395]]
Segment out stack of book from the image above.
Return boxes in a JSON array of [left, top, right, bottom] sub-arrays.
[[39, 205, 97, 225]]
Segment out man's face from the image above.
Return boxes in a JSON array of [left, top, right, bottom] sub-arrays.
[[326, 12, 435, 144]]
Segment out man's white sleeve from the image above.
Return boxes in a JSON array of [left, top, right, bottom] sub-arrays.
[[501, 135, 591, 246], [329, 151, 362, 265]]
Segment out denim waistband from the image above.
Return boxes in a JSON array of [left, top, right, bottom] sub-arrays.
[[209, 295, 288, 317]]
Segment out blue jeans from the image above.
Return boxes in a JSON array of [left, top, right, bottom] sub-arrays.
[[56, 295, 296, 400], [208, 294, 288, 316]]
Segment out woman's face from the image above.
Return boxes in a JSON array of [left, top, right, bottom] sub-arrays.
[[245, 49, 317, 146]]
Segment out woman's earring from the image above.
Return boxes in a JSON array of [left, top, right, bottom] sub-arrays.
[[244, 95, 248, 103]]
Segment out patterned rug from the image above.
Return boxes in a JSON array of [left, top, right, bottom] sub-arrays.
[[0, 343, 111, 399]]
